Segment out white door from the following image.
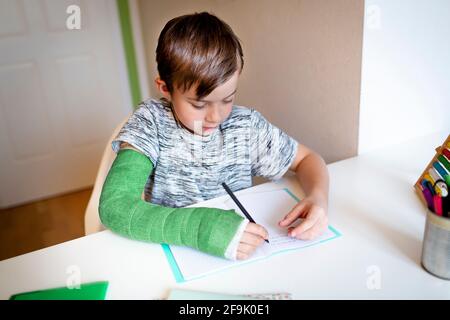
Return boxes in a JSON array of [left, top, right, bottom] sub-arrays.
[[0, 0, 131, 208]]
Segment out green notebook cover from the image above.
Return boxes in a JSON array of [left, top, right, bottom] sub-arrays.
[[9, 281, 109, 300]]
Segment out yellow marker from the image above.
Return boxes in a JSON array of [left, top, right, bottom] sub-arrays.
[[435, 180, 448, 197], [424, 173, 435, 185], [434, 185, 442, 196], [424, 173, 439, 195]]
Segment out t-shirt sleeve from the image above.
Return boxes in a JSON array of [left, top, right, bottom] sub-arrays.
[[249, 109, 298, 180], [111, 101, 159, 166]]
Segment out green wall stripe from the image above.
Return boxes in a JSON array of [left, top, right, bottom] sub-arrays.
[[117, 0, 142, 108]]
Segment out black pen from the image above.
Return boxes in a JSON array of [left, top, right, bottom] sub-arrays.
[[221, 182, 269, 243]]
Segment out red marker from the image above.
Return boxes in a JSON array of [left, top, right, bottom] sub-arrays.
[[433, 195, 442, 216], [442, 148, 450, 161]]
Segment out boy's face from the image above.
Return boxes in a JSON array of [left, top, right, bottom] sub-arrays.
[[157, 71, 239, 136]]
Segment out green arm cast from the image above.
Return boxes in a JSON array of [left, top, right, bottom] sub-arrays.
[[99, 149, 244, 258]]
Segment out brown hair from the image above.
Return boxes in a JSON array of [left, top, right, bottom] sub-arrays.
[[156, 12, 244, 99]]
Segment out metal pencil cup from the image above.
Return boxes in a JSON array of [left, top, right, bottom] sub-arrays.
[[421, 210, 450, 280]]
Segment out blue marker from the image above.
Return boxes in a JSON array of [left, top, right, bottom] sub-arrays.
[[433, 161, 449, 179], [421, 179, 435, 196]]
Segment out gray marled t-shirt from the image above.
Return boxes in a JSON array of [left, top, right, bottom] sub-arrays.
[[112, 98, 298, 208]]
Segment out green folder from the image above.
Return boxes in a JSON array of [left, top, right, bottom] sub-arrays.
[[9, 281, 109, 300]]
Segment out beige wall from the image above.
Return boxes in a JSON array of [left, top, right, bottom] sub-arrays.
[[137, 0, 364, 163]]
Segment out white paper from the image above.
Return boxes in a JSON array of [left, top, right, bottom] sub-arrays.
[[167, 189, 339, 281]]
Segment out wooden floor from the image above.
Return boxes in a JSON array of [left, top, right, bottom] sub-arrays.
[[0, 188, 93, 261]]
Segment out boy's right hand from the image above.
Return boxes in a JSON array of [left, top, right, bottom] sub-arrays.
[[236, 223, 269, 260]]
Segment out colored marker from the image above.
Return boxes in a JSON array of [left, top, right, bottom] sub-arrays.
[[433, 195, 442, 216], [422, 179, 436, 196], [424, 173, 435, 185], [428, 168, 440, 183], [433, 161, 449, 179], [442, 148, 450, 160], [434, 180, 449, 197], [444, 196, 450, 218], [421, 186, 434, 212], [438, 154, 450, 172]]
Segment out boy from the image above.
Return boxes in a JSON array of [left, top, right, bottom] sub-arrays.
[[99, 12, 329, 260]]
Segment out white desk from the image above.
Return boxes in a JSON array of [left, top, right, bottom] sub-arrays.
[[1, 132, 449, 299]]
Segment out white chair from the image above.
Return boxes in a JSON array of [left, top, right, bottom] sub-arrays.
[[84, 115, 130, 235]]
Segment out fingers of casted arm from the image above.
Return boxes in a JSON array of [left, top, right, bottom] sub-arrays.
[[237, 238, 265, 260], [244, 223, 269, 240], [236, 251, 250, 260], [240, 231, 265, 247], [236, 242, 256, 260]]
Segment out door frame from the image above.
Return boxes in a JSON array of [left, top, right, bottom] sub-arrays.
[[116, 0, 149, 108]]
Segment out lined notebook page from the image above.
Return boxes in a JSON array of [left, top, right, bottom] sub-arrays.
[[166, 189, 340, 281]]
